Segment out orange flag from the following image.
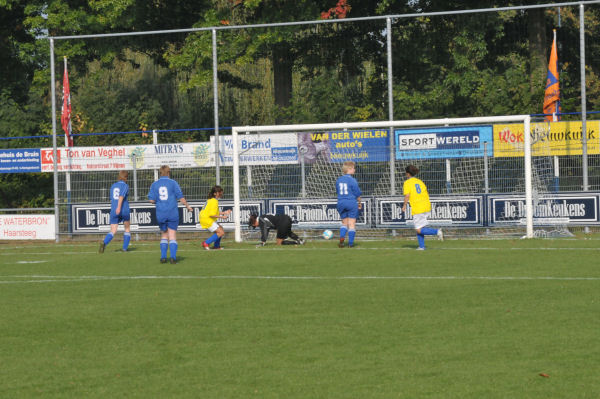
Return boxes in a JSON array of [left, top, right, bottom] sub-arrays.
[[543, 30, 560, 121]]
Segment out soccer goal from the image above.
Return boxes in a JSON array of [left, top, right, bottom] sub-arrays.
[[230, 116, 539, 242]]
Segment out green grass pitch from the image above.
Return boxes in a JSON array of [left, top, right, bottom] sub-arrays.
[[1, 236, 599, 398]]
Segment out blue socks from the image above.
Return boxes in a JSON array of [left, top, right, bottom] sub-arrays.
[[169, 240, 178, 260], [160, 239, 168, 259], [103, 233, 114, 246], [123, 232, 131, 250], [205, 233, 219, 245], [340, 226, 348, 239], [418, 228, 438, 248], [214, 236, 222, 248], [348, 229, 356, 246], [104, 232, 133, 250], [417, 233, 425, 248]]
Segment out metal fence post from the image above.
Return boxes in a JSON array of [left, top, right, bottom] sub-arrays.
[[212, 28, 220, 185], [580, 4, 589, 233], [387, 17, 396, 196], [50, 38, 60, 242]]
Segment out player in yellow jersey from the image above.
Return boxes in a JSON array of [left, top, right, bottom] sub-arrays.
[[200, 186, 231, 250], [401, 165, 443, 250]]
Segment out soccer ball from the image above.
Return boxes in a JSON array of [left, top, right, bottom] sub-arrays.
[[322, 230, 334, 240]]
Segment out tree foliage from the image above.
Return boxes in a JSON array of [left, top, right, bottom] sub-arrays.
[[1, 0, 600, 207]]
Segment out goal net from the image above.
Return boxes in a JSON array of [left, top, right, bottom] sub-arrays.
[[229, 116, 550, 242]]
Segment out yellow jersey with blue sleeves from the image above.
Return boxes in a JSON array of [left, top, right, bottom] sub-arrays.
[[403, 177, 431, 215], [199, 198, 219, 228]]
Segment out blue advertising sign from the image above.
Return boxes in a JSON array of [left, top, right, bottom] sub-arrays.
[[268, 198, 372, 227], [395, 125, 493, 160], [72, 201, 264, 233], [376, 196, 482, 227], [488, 194, 600, 226], [298, 130, 389, 164], [0, 149, 41, 173]]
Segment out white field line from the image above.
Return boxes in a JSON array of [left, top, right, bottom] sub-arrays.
[[1, 274, 600, 284], [3, 247, 600, 257]]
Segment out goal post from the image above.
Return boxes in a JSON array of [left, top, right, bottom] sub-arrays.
[[232, 115, 533, 242]]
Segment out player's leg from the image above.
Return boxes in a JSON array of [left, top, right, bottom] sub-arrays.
[[414, 213, 428, 250], [287, 230, 304, 244], [160, 230, 169, 262], [167, 225, 178, 263], [122, 220, 131, 251], [419, 213, 438, 237], [347, 218, 357, 247], [100, 217, 119, 253], [346, 204, 359, 247], [278, 227, 298, 245], [156, 214, 169, 262], [280, 220, 301, 245], [337, 202, 349, 247], [203, 222, 221, 250], [213, 225, 225, 249]]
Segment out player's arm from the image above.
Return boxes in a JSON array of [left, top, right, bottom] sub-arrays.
[[260, 220, 270, 245], [216, 209, 232, 219], [116, 196, 124, 215], [148, 186, 156, 204], [401, 193, 410, 213], [179, 197, 193, 212], [352, 180, 362, 209]]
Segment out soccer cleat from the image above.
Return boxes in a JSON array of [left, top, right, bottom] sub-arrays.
[[119, 248, 128, 252], [298, 239, 305, 245], [98, 242, 105, 254], [348, 244, 354, 248], [202, 242, 210, 250], [170, 258, 177, 264], [416, 247, 425, 251], [338, 239, 345, 248], [160, 258, 167, 263], [437, 228, 444, 241], [212, 247, 224, 250]]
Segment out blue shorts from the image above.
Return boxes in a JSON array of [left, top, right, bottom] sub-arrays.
[[157, 213, 179, 231], [337, 200, 359, 219], [110, 211, 130, 225]]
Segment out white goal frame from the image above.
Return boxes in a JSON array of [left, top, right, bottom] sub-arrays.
[[232, 116, 533, 242]]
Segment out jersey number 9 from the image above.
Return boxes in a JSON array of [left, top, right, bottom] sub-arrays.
[[159, 186, 169, 200]]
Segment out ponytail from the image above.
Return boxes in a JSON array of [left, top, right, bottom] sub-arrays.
[[208, 185, 223, 199]]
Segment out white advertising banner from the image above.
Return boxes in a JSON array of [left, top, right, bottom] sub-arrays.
[[40, 143, 213, 172], [0, 215, 56, 240], [210, 133, 299, 166]]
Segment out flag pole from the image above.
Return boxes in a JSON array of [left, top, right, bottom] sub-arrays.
[[552, 29, 558, 122], [63, 57, 73, 235], [50, 39, 59, 242]]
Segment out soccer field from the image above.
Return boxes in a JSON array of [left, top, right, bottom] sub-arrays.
[[1, 237, 599, 398]]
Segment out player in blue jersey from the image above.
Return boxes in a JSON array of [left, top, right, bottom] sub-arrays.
[[336, 161, 362, 248], [148, 165, 193, 264], [401, 165, 443, 250], [99, 170, 131, 253]]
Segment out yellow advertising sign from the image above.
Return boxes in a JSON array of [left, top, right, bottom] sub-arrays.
[[493, 121, 600, 157]]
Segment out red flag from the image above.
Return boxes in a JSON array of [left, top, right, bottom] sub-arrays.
[[543, 30, 560, 121], [61, 58, 73, 147]]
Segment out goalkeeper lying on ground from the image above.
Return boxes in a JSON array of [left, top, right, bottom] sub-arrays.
[[248, 214, 305, 246]]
